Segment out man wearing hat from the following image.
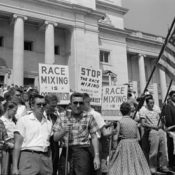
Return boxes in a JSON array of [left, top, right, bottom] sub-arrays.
[[163, 90, 175, 170]]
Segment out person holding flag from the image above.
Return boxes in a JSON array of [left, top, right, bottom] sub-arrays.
[[140, 95, 169, 173], [131, 15, 175, 174], [163, 90, 175, 171]]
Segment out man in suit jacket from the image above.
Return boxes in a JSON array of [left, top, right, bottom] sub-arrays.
[[163, 90, 175, 170]]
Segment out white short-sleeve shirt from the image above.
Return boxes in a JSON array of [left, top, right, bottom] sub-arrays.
[[15, 112, 52, 152]]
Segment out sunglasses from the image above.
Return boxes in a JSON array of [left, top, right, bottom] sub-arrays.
[[36, 103, 46, 108], [73, 101, 84, 105]]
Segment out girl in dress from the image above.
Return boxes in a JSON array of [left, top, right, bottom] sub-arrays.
[[109, 102, 151, 175]]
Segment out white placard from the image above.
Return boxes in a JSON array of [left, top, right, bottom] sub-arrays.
[[102, 85, 128, 120], [39, 63, 70, 104], [78, 66, 102, 106]]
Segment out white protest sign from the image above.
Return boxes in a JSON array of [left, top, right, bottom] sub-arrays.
[[39, 63, 70, 104], [78, 66, 102, 106], [102, 85, 128, 120]]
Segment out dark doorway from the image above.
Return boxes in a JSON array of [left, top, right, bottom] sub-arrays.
[[24, 78, 34, 87], [0, 76, 4, 87]]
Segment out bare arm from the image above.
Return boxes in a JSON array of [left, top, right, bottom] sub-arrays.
[[167, 125, 175, 131], [12, 132, 23, 175], [141, 118, 159, 130], [91, 133, 100, 170], [136, 127, 140, 140]]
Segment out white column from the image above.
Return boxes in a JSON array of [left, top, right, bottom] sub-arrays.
[[45, 21, 57, 64], [12, 14, 27, 86], [138, 54, 146, 93], [159, 69, 167, 101]]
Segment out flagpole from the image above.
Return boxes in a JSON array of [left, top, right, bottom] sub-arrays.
[[163, 79, 173, 104], [142, 17, 175, 94], [133, 17, 175, 117]]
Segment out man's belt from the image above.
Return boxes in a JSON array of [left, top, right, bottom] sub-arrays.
[[21, 149, 49, 155]]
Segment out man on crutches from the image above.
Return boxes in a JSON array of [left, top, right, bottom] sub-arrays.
[[53, 92, 100, 175]]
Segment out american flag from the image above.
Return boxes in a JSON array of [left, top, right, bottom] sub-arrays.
[[158, 24, 175, 79]]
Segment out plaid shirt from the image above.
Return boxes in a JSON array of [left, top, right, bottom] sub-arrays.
[[53, 112, 99, 146]]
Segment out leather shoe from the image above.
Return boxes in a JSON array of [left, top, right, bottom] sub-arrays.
[[159, 166, 170, 173]]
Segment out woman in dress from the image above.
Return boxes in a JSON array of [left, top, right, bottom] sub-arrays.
[[109, 102, 151, 175]]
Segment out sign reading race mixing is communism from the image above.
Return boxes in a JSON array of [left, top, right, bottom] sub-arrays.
[[39, 63, 70, 104], [102, 85, 128, 120], [78, 66, 102, 106]]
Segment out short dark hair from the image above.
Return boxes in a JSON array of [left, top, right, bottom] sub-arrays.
[[83, 93, 91, 101], [3, 99, 18, 112], [145, 95, 153, 104], [30, 94, 45, 105], [70, 92, 83, 102], [120, 102, 131, 116], [169, 90, 175, 97], [45, 94, 58, 104]]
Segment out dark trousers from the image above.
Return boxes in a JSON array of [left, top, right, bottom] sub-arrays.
[[141, 129, 150, 163], [167, 134, 175, 168], [59, 146, 92, 175], [50, 136, 59, 175], [2, 149, 12, 175]]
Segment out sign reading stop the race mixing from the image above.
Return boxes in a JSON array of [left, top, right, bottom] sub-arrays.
[[39, 63, 70, 104], [102, 85, 128, 120], [78, 66, 102, 106]]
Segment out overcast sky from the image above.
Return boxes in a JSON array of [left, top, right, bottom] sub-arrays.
[[122, 0, 175, 37]]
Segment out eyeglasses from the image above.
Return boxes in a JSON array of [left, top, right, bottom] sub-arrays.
[[36, 103, 46, 108], [73, 101, 84, 105]]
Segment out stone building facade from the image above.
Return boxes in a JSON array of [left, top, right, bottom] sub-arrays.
[[0, 0, 168, 104]]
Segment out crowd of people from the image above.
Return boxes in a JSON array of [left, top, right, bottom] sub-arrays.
[[0, 85, 175, 175]]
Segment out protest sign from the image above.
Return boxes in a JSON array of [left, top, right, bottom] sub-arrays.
[[78, 66, 102, 106], [102, 85, 128, 120], [39, 63, 70, 104]]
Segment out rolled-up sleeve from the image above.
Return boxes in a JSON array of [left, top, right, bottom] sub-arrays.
[[88, 115, 99, 134]]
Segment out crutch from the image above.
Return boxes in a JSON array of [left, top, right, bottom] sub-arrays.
[[107, 135, 112, 175], [65, 123, 72, 175], [65, 109, 72, 175]]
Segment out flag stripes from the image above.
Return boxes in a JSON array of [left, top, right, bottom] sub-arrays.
[[158, 26, 175, 79]]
